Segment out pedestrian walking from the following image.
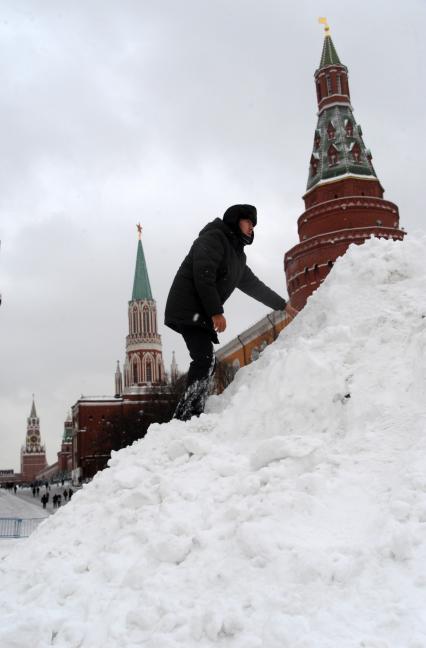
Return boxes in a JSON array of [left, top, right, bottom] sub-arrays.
[[165, 204, 287, 421]]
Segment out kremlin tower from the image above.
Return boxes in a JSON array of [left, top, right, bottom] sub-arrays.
[[71, 226, 170, 482], [115, 224, 166, 396], [285, 20, 405, 311], [20, 397, 47, 482]]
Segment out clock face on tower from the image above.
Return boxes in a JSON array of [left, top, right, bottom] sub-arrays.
[[30, 435, 38, 444]]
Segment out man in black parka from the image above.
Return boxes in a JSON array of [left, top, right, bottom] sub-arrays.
[[165, 204, 287, 421]]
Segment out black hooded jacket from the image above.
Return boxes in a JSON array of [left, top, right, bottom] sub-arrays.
[[164, 217, 286, 340]]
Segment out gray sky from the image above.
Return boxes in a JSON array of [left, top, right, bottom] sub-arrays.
[[1, 0, 425, 470]]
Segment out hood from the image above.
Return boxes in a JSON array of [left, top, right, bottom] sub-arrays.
[[222, 204, 256, 246]]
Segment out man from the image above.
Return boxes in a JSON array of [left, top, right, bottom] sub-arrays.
[[165, 204, 287, 421]]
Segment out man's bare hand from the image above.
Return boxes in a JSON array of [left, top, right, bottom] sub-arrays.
[[212, 314, 227, 333]]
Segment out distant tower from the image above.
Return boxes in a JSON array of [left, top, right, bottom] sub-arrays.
[[284, 20, 405, 311], [123, 225, 166, 394], [20, 397, 47, 482], [114, 361, 123, 397], [57, 411, 73, 475], [170, 351, 179, 383]]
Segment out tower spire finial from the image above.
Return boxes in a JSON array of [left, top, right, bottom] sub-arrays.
[[136, 223, 142, 240], [318, 17, 330, 35]]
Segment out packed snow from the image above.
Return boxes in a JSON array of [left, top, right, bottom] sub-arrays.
[[1, 235, 426, 647]]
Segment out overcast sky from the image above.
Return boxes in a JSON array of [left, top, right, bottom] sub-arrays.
[[1, 0, 425, 470]]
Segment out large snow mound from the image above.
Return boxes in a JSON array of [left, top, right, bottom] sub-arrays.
[[2, 236, 426, 647]]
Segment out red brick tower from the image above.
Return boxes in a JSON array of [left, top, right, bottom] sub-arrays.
[[119, 224, 166, 396], [20, 397, 47, 482], [57, 412, 73, 475], [285, 21, 405, 311]]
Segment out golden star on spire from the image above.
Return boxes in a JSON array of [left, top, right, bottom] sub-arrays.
[[318, 16, 330, 35], [136, 223, 142, 240]]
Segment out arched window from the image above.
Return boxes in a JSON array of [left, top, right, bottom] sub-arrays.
[[336, 74, 342, 94], [352, 143, 361, 162], [143, 309, 149, 333], [133, 309, 138, 334], [326, 75, 332, 95], [132, 360, 138, 384], [316, 81, 322, 103], [146, 361, 152, 382], [328, 145, 338, 166], [157, 356, 162, 381]]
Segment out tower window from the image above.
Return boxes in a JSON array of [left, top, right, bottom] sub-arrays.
[[327, 122, 336, 140], [146, 362, 152, 383], [328, 145, 338, 166], [316, 81, 322, 103], [133, 361, 138, 384], [326, 75, 332, 95], [310, 153, 319, 176], [336, 75, 342, 94], [143, 309, 149, 333], [351, 143, 361, 162]]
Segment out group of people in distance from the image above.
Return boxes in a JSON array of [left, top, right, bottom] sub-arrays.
[[40, 487, 73, 510]]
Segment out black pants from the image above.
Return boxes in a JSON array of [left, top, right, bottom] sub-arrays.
[[173, 327, 216, 421]]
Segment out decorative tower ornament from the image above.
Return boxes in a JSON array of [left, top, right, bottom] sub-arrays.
[[170, 351, 179, 384], [284, 20, 405, 311], [123, 225, 166, 394], [114, 360, 123, 397], [20, 396, 47, 481]]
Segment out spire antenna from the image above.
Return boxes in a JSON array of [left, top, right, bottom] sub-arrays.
[[136, 223, 142, 240], [318, 17, 330, 35]]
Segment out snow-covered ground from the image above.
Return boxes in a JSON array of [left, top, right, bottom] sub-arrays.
[[0, 491, 46, 562], [0, 489, 49, 519], [1, 235, 426, 647], [0, 539, 21, 561]]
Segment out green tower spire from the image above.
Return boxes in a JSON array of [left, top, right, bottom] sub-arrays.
[[131, 225, 153, 301], [30, 396, 37, 419], [319, 34, 342, 68]]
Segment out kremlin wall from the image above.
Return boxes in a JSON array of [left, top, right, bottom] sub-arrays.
[[1, 24, 405, 485]]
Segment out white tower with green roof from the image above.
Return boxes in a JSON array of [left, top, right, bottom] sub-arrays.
[[121, 225, 166, 395]]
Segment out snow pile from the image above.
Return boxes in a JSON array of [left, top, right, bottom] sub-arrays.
[[2, 236, 426, 647]]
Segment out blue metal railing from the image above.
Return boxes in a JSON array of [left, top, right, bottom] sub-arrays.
[[0, 517, 44, 538]]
